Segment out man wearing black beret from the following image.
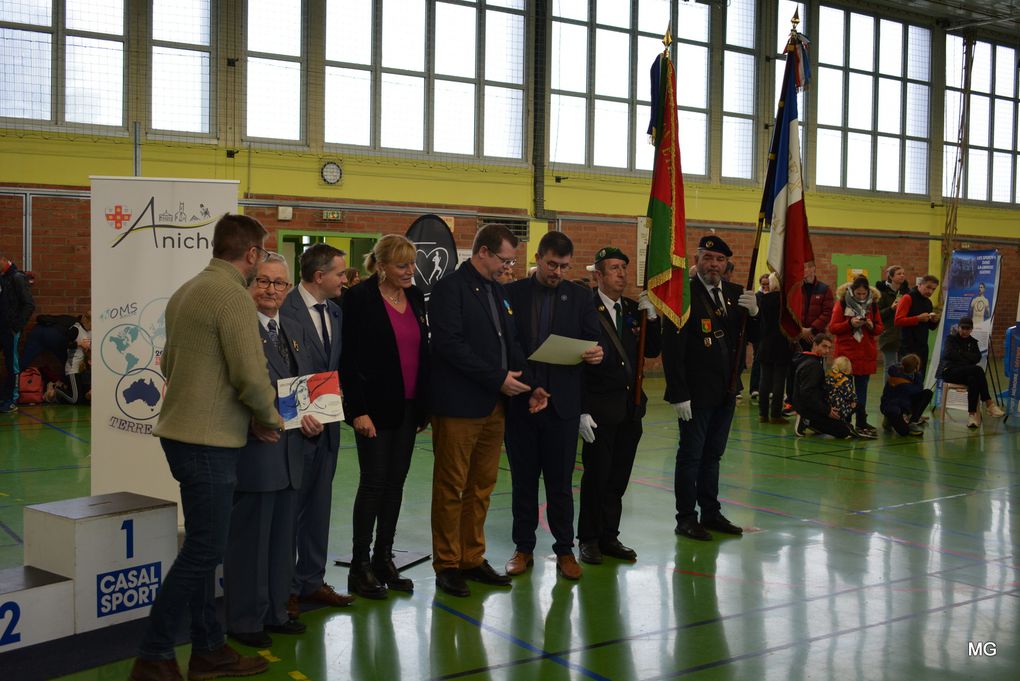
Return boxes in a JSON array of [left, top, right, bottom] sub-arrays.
[[662, 235, 759, 540]]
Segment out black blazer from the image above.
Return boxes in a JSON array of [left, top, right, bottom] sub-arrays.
[[505, 278, 601, 420], [582, 291, 662, 424], [236, 316, 314, 493], [340, 275, 429, 429], [663, 277, 753, 409], [428, 260, 531, 419]]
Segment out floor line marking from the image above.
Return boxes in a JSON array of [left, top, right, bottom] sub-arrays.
[[0, 519, 22, 545], [433, 559, 1011, 679], [643, 588, 1019, 680], [630, 477, 1018, 568], [14, 410, 90, 444], [431, 599, 611, 681]]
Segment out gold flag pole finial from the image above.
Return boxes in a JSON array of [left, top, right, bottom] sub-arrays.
[[662, 23, 673, 54], [791, 8, 800, 30]]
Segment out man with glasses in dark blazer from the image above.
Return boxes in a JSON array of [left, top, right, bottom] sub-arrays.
[[428, 224, 548, 598]]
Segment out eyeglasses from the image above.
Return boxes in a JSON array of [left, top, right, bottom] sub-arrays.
[[543, 260, 572, 272], [492, 252, 517, 267], [254, 276, 291, 292], [253, 245, 273, 262]]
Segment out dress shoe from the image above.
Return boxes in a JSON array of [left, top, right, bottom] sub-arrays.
[[769, 416, 790, 425], [372, 553, 414, 593], [349, 561, 388, 600], [674, 518, 712, 541], [436, 568, 470, 597], [286, 594, 300, 619], [300, 583, 355, 607], [986, 403, 1005, 418], [462, 560, 512, 586], [701, 513, 743, 535], [556, 554, 583, 580], [599, 539, 637, 561], [578, 542, 603, 565], [227, 630, 271, 649], [264, 617, 306, 635], [129, 658, 184, 681], [505, 550, 534, 576], [187, 644, 268, 681]]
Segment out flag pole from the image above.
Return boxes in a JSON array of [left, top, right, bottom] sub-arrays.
[[727, 11, 801, 397], [635, 27, 673, 406]]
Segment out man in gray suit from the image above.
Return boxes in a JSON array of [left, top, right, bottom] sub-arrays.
[[280, 243, 352, 613], [224, 254, 325, 648]]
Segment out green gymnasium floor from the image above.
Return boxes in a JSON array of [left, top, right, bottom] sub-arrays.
[[1, 377, 1017, 680]]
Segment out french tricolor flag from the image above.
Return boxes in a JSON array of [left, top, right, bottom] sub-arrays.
[[764, 30, 815, 340]]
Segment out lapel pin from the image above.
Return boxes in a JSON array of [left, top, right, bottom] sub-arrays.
[[560, 294, 567, 301]]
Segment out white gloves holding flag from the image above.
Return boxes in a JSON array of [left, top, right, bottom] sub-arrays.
[[637, 291, 658, 320], [737, 290, 759, 317], [579, 414, 598, 443], [672, 401, 693, 422]]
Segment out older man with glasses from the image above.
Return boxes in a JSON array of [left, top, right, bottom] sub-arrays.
[[224, 253, 325, 649]]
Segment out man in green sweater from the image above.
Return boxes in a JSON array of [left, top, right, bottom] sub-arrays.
[[131, 214, 283, 681]]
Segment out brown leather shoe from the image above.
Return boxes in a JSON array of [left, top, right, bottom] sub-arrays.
[[129, 658, 184, 681], [187, 644, 267, 680], [556, 554, 583, 580], [505, 551, 533, 576], [286, 594, 300, 619], [300, 582, 355, 607]]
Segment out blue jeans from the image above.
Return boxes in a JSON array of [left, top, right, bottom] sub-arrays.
[[674, 405, 734, 523], [139, 439, 239, 660]]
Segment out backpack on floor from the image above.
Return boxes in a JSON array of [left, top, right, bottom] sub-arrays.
[[17, 367, 45, 405]]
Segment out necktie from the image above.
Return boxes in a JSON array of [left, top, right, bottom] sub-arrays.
[[614, 302, 623, 338], [712, 287, 726, 316], [267, 319, 288, 364], [314, 303, 332, 357]]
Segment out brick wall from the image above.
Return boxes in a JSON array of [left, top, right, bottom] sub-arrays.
[[3, 190, 1019, 374]]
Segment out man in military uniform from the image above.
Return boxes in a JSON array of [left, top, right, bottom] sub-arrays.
[[662, 236, 758, 541], [577, 247, 661, 565]]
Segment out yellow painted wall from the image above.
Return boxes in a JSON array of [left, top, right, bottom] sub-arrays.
[[3, 132, 1019, 282]]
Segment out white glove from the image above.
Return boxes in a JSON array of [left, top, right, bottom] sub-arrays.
[[672, 401, 693, 422], [579, 413, 598, 443], [637, 291, 658, 320], [737, 290, 759, 316]]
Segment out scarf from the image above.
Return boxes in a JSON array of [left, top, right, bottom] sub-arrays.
[[843, 288, 873, 342]]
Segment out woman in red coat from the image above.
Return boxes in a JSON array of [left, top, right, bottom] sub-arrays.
[[829, 275, 884, 435]]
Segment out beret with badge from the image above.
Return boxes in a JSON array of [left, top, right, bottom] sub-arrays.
[[697, 235, 732, 257]]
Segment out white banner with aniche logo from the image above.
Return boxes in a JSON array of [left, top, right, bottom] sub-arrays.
[[90, 177, 238, 513]]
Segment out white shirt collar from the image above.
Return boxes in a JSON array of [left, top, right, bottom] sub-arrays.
[[597, 288, 620, 311], [298, 281, 324, 307], [257, 311, 280, 329]]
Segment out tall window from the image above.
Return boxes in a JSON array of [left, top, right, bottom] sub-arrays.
[[1, 0, 125, 127], [944, 37, 1019, 203], [549, 0, 707, 174], [721, 0, 755, 179], [324, 0, 526, 158], [152, 0, 211, 134], [814, 6, 930, 194], [247, 0, 303, 140]]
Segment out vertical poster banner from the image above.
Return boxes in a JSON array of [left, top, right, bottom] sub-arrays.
[[90, 177, 238, 510], [927, 249, 1001, 409]]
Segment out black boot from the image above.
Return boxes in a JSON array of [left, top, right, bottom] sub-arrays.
[[348, 561, 388, 599], [373, 548, 414, 593]]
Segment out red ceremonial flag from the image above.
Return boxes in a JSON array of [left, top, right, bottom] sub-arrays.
[[645, 51, 689, 329]]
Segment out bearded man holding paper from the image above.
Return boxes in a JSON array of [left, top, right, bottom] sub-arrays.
[[502, 232, 603, 581]]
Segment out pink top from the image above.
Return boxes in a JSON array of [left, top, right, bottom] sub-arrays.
[[384, 300, 420, 399]]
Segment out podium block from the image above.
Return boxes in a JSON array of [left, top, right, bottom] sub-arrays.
[[23, 492, 178, 633], [0, 566, 74, 651]]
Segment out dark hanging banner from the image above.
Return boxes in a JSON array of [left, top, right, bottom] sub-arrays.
[[405, 214, 458, 300]]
